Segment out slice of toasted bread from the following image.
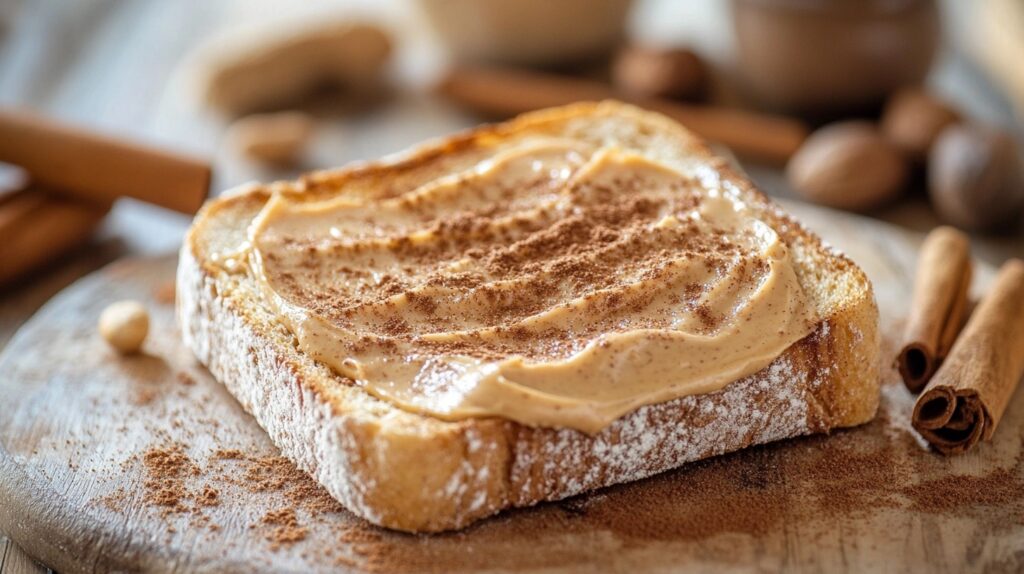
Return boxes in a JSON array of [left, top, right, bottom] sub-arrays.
[[178, 101, 880, 532]]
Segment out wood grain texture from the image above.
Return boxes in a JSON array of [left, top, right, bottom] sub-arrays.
[[0, 540, 48, 574], [0, 203, 1021, 574]]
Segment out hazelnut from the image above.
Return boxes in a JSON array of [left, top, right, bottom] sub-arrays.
[[786, 121, 909, 211], [612, 46, 708, 101], [881, 88, 961, 161], [228, 111, 314, 166], [99, 300, 150, 354], [929, 124, 1024, 232]]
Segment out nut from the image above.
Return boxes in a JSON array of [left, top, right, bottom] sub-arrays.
[[612, 46, 708, 101], [929, 124, 1024, 232], [228, 111, 314, 166], [881, 88, 961, 161], [195, 22, 392, 115], [786, 121, 909, 211], [99, 300, 150, 354]]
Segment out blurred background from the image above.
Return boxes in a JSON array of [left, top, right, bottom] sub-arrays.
[[1, 0, 1021, 256], [0, 1, 1023, 570]]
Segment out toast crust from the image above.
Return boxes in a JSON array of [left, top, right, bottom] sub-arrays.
[[178, 101, 880, 532]]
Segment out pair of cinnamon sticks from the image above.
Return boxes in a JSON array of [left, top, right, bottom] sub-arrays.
[[0, 109, 211, 288], [898, 226, 1024, 455], [0, 188, 110, 286]]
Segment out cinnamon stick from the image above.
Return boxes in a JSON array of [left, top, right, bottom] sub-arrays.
[[898, 226, 973, 392], [438, 66, 809, 165], [911, 259, 1024, 455], [0, 187, 109, 287], [0, 109, 211, 214]]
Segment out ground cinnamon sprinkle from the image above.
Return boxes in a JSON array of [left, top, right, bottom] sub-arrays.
[[118, 443, 344, 550], [197, 485, 220, 507], [261, 508, 308, 549], [783, 431, 905, 516], [212, 448, 245, 460], [902, 468, 1024, 518], [244, 455, 304, 492], [217, 452, 345, 515], [269, 167, 745, 364], [141, 445, 199, 515]]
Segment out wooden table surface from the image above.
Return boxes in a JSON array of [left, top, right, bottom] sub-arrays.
[[1, 0, 1021, 572]]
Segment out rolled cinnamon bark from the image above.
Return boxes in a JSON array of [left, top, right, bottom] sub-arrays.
[[911, 259, 1024, 455], [0, 187, 109, 287], [898, 226, 972, 392], [0, 109, 210, 214]]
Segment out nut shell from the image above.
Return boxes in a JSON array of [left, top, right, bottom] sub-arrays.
[[881, 88, 961, 160], [929, 124, 1024, 231], [787, 121, 909, 211]]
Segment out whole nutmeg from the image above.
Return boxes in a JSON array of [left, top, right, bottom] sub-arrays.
[[612, 46, 708, 101], [99, 300, 150, 354], [929, 124, 1024, 232], [881, 88, 961, 161], [786, 121, 909, 211]]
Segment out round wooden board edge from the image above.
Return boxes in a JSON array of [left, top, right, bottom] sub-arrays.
[[0, 255, 208, 574]]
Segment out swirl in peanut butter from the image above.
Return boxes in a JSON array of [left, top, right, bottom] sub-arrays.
[[247, 140, 817, 433]]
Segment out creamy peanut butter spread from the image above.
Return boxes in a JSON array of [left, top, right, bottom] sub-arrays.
[[243, 139, 817, 433]]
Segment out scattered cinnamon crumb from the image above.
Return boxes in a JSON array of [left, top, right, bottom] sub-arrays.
[[197, 485, 220, 507], [245, 455, 301, 492], [141, 445, 198, 515], [903, 469, 1024, 518], [261, 508, 308, 549], [213, 448, 245, 460]]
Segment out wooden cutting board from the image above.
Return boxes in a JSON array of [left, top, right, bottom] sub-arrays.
[[0, 201, 1021, 574]]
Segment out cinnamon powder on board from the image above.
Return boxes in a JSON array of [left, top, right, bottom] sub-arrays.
[[114, 410, 1024, 572], [97, 335, 1022, 571], [261, 508, 308, 549], [127, 446, 348, 550], [140, 445, 199, 515]]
